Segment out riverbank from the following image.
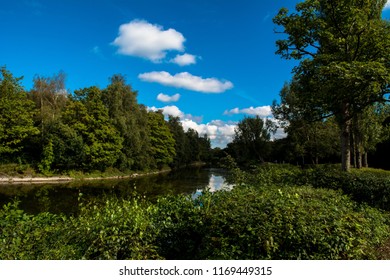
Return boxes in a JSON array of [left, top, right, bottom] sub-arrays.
[[0, 162, 208, 184], [0, 168, 171, 184]]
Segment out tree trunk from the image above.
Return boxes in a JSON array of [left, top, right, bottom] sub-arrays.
[[362, 152, 368, 168], [351, 131, 356, 168], [340, 117, 352, 172]]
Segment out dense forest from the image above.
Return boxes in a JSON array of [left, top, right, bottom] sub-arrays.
[[0, 67, 212, 175]]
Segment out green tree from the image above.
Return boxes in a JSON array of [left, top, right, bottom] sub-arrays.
[[29, 72, 68, 137], [185, 128, 201, 162], [102, 75, 151, 170], [228, 116, 275, 166], [44, 120, 85, 171], [0, 67, 39, 162], [274, 0, 390, 171], [168, 115, 190, 168], [273, 82, 340, 165], [351, 103, 390, 168], [147, 111, 176, 169], [63, 87, 123, 171]]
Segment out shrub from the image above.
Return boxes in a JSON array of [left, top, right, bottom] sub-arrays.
[[196, 186, 390, 260], [1, 183, 389, 260], [305, 166, 390, 211]]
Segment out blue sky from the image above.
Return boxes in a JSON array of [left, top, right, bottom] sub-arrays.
[[2, 0, 390, 147]]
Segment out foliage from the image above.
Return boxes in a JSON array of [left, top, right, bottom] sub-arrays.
[[63, 87, 124, 171], [273, 0, 390, 171], [304, 166, 390, 211], [147, 111, 176, 169], [272, 83, 340, 165], [102, 75, 152, 170], [2, 169, 390, 260], [197, 186, 389, 260], [227, 116, 275, 166], [0, 67, 39, 160]]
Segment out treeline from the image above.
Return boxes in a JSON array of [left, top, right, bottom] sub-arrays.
[[223, 112, 390, 170], [0, 67, 211, 174]]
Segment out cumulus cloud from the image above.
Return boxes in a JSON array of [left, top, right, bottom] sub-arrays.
[[224, 106, 272, 117], [138, 71, 233, 93], [147, 105, 237, 147], [170, 53, 197, 66], [157, 93, 181, 103], [148, 105, 184, 118], [112, 19, 185, 62], [385, 1, 390, 9]]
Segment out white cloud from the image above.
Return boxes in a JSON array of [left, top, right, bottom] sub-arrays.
[[147, 105, 236, 147], [148, 104, 286, 147], [148, 105, 184, 118], [157, 93, 181, 103], [224, 106, 272, 117], [170, 53, 197, 66], [138, 71, 233, 93], [385, 1, 390, 10], [112, 19, 185, 62]]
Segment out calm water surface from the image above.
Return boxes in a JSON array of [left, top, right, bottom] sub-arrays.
[[0, 168, 232, 215]]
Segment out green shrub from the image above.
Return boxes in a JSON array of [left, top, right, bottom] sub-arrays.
[[153, 194, 207, 259], [197, 186, 390, 259], [0, 198, 161, 260], [1, 184, 389, 260], [305, 166, 390, 211]]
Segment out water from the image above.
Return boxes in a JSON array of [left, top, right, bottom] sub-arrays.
[[0, 168, 232, 215]]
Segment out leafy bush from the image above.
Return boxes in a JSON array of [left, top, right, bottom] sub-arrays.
[[1, 182, 389, 260], [195, 186, 390, 260], [305, 166, 390, 211], [0, 198, 161, 260]]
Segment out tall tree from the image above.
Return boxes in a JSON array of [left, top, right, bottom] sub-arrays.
[[228, 116, 275, 165], [0, 67, 39, 162], [351, 103, 390, 168], [273, 82, 340, 165], [168, 115, 190, 168], [274, 0, 390, 171], [63, 86, 123, 171], [102, 75, 151, 170], [147, 111, 176, 169], [29, 72, 68, 135]]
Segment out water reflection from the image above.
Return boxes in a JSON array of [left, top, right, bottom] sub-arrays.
[[192, 173, 234, 199], [0, 168, 232, 215]]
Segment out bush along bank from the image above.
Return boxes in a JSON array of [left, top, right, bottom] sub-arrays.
[[1, 182, 389, 260]]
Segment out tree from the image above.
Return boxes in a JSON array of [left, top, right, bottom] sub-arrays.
[[272, 82, 340, 165], [0, 67, 39, 161], [274, 0, 390, 171], [168, 115, 190, 168], [351, 103, 390, 168], [101, 75, 152, 170], [29, 72, 68, 136], [63, 86, 123, 171], [147, 111, 176, 169], [228, 116, 275, 166]]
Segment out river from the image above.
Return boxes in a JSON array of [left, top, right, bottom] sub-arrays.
[[0, 168, 232, 215]]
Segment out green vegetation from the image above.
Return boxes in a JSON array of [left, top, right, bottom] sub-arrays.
[[1, 164, 390, 260], [1, 0, 390, 261], [273, 0, 390, 171], [0, 68, 211, 176]]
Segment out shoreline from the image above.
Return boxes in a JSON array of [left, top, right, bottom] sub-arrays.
[[0, 169, 171, 184]]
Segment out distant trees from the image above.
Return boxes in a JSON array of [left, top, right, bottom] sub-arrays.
[[273, 0, 390, 171], [227, 116, 275, 166], [0, 67, 211, 173]]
